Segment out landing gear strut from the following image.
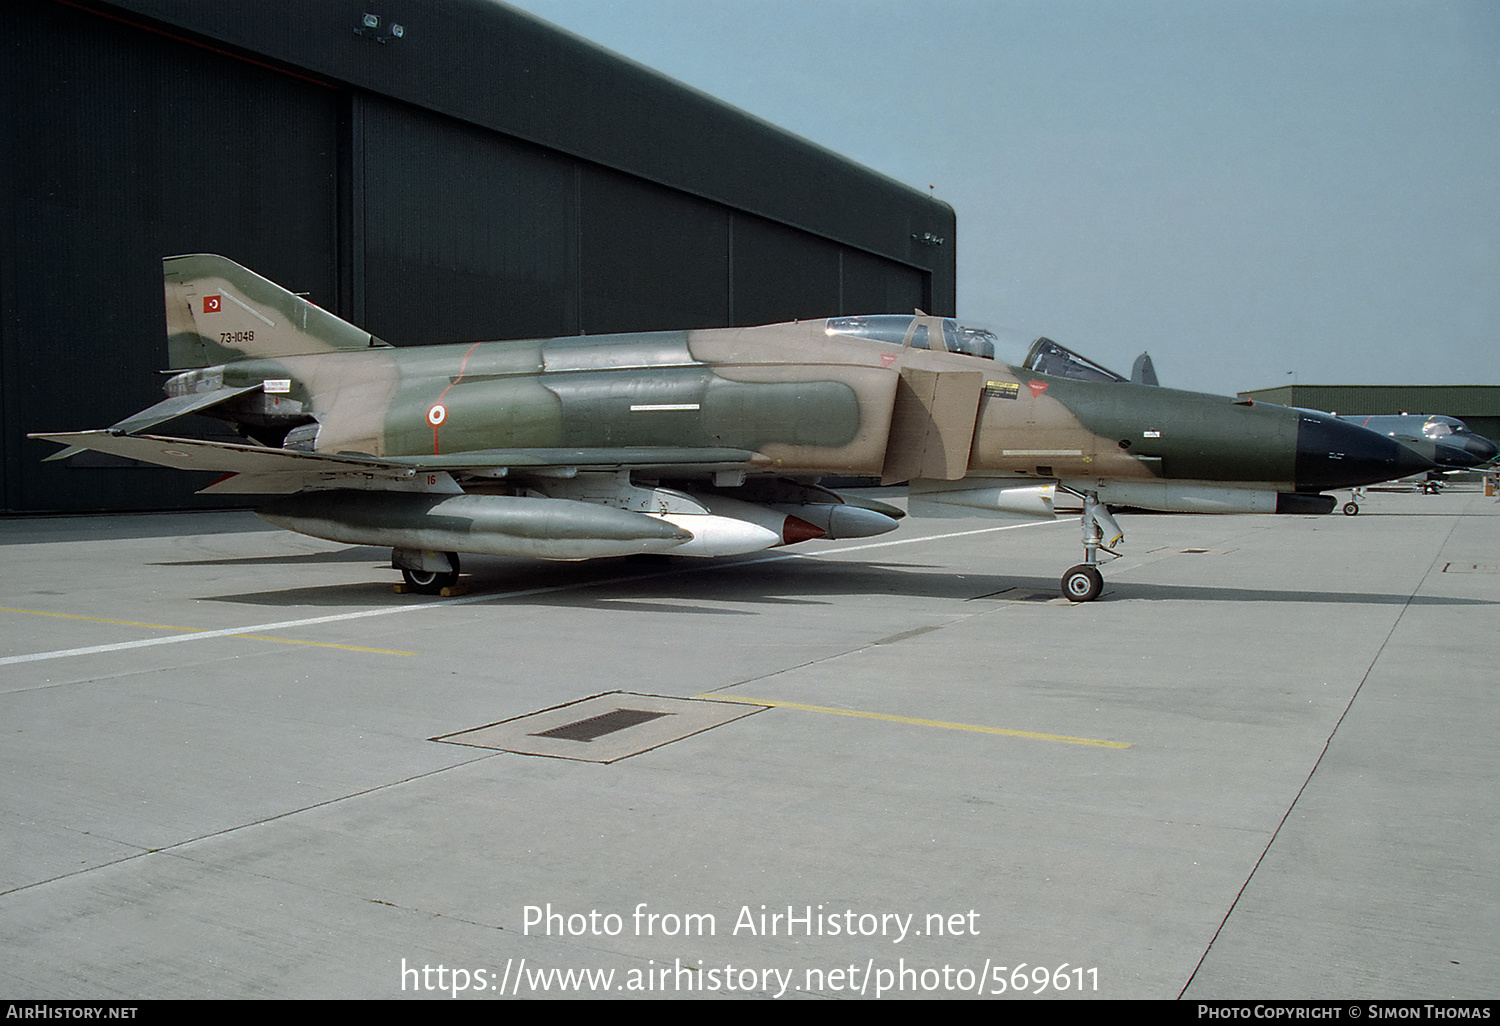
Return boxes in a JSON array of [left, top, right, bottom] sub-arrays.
[[1060, 490, 1121, 603], [393, 549, 461, 595]]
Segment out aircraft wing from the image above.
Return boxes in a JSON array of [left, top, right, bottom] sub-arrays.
[[31, 431, 407, 475], [29, 431, 765, 491]]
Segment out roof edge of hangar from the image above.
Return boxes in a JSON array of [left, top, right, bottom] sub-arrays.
[[90, 0, 955, 276]]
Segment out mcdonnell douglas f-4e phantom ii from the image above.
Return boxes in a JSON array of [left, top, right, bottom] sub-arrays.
[[33, 255, 1435, 601]]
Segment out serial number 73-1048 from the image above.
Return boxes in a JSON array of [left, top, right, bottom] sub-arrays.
[[220, 331, 255, 344]]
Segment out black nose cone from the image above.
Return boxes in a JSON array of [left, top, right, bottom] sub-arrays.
[[1461, 434, 1499, 467], [1294, 412, 1437, 490]]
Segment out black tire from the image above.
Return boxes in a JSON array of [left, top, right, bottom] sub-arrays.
[[1061, 564, 1103, 603], [1342, 502, 1359, 516], [401, 553, 460, 594]]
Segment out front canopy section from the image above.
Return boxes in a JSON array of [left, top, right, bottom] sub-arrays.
[[1417, 415, 1469, 440], [824, 315, 1009, 361]]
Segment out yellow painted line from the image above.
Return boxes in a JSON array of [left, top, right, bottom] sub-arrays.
[[698, 694, 1131, 749], [234, 635, 416, 655], [0, 606, 203, 633], [0, 606, 414, 656]]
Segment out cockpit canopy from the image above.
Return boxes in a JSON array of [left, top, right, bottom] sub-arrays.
[[1348, 413, 1475, 440], [1420, 415, 1468, 439], [1021, 337, 1130, 384], [824, 314, 1133, 383], [824, 315, 1000, 360]]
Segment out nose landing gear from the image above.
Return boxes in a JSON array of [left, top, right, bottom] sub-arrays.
[[1060, 490, 1121, 603]]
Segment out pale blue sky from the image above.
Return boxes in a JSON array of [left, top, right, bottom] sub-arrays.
[[504, 0, 1498, 395]]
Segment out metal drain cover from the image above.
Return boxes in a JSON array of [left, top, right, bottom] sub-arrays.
[[531, 708, 671, 742], [432, 692, 766, 763]]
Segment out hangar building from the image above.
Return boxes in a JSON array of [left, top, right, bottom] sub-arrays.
[[1, 0, 955, 513], [1237, 386, 1500, 446]]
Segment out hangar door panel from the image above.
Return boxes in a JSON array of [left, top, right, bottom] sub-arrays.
[[2, 1, 338, 513], [360, 99, 578, 347], [578, 169, 731, 333], [840, 249, 928, 317], [731, 216, 841, 326]]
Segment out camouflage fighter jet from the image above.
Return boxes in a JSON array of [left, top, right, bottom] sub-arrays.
[[1337, 414, 1498, 472], [32, 255, 1435, 601]]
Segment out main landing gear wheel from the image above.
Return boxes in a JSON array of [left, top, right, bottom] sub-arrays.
[[1062, 564, 1103, 603], [400, 553, 460, 595], [1342, 501, 1360, 516]]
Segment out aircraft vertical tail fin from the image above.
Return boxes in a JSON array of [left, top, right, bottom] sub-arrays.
[[163, 254, 390, 369], [1131, 351, 1158, 386]]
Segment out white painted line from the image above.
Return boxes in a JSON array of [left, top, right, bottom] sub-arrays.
[[0, 518, 1072, 667], [782, 516, 1073, 558]]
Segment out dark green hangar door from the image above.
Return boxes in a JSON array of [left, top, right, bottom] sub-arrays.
[[2, 0, 945, 514], [2, 1, 340, 512], [355, 95, 929, 346], [357, 96, 582, 346]]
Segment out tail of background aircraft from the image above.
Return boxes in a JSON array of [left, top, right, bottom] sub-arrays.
[[1131, 351, 1158, 386], [163, 254, 390, 369]]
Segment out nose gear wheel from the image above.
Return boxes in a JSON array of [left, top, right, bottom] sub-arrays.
[[1062, 564, 1103, 602]]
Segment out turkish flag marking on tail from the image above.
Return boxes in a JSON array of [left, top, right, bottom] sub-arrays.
[[202, 295, 221, 313]]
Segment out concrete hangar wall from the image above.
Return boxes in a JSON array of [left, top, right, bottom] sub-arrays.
[[1, 0, 956, 514]]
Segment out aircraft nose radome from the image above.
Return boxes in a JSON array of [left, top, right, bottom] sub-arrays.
[[1293, 413, 1437, 491], [1465, 436, 1500, 464]]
